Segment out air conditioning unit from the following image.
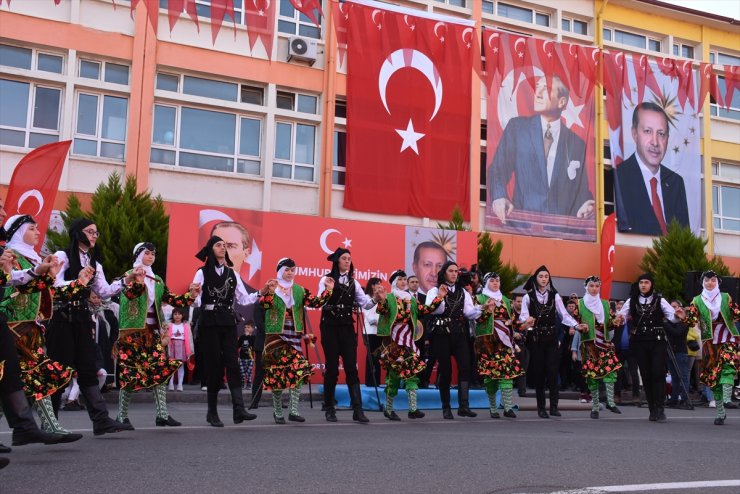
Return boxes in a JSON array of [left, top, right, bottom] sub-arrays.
[[288, 36, 318, 66]]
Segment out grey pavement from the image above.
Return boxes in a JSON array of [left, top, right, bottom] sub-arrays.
[[1, 395, 738, 494]]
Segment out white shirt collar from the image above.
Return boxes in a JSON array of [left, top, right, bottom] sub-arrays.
[[540, 115, 561, 139], [635, 153, 662, 184]]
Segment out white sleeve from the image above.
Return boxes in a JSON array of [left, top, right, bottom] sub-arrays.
[[235, 276, 259, 306], [661, 298, 677, 322], [192, 270, 204, 307], [52, 251, 73, 287], [555, 294, 578, 327], [463, 291, 483, 320], [318, 276, 327, 295], [10, 269, 36, 286], [90, 263, 123, 299], [617, 299, 631, 318], [354, 280, 375, 309], [426, 288, 444, 315], [519, 294, 531, 322]]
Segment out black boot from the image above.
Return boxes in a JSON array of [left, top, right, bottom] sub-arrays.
[[349, 384, 369, 423], [0, 457, 8, 470], [206, 390, 224, 427], [0, 443, 10, 453], [1, 390, 66, 446], [230, 386, 257, 423], [80, 386, 133, 436], [248, 386, 262, 410], [442, 407, 454, 420], [457, 381, 477, 417]]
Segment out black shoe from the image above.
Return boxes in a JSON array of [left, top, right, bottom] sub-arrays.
[[353, 408, 370, 423], [549, 407, 561, 417], [649, 410, 657, 421], [12, 429, 66, 446], [442, 407, 454, 420], [590, 411, 599, 419], [58, 433, 83, 443], [121, 418, 135, 430], [62, 400, 85, 411], [156, 415, 182, 427], [606, 404, 622, 414], [457, 407, 478, 418], [273, 414, 286, 425], [288, 413, 305, 423], [665, 399, 678, 408], [93, 418, 133, 436], [518, 390, 527, 397], [206, 412, 224, 428], [724, 402, 738, 409], [489, 411, 500, 419], [0, 457, 8, 469], [657, 411, 667, 423], [537, 409, 549, 419], [408, 410, 425, 419], [0, 443, 10, 454], [325, 408, 337, 422], [714, 416, 725, 425], [503, 409, 517, 418], [233, 407, 257, 424], [384, 411, 401, 421]]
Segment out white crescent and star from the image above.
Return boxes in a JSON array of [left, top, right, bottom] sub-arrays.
[[319, 229, 352, 255], [462, 27, 473, 48], [378, 48, 443, 155], [404, 14, 415, 31], [16, 189, 44, 216], [372, 9, 382, 29], [433, 21, 446, 42], [607, 245, 615, 273]]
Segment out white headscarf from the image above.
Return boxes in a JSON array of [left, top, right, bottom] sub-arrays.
[[133, 243, 156, 306], [276, 265, 295, 307], [701, 277, 722, 319], [582, 288, 604, 324], [481, 274, 502, 304], [4, 215, 42, 265], [391, 277, 411, 301]]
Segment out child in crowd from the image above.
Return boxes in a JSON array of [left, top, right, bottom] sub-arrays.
[[167, 307, 194, 391], [238, 321, 256, 390]]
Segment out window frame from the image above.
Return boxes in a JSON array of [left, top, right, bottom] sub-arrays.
[[277, 0, 322, 39], [272, 119, 318, 183], [0, 78, 63, 149], [72, 91, 129, 161]]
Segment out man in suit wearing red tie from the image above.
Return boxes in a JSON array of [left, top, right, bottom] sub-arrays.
[[615, 102, 690, 236]]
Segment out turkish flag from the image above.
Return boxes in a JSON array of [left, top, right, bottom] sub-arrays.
[[723, 65, 740, 110], [130, 0, 160, 33], [599, 213, 616, 300], [289, 0, 322, 27], [244, 0, 277, 59], [167, 0, 200, 32], [343, 2, 474, 220], [4, 141, 70, 245]]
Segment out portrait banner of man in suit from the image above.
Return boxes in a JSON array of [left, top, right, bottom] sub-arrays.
[[483, 32, 597, 241], [606, 54, 700, 236]]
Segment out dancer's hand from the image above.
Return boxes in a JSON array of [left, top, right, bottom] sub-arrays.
[[324, 277, 335, 291], [437, 284, 448, 298]]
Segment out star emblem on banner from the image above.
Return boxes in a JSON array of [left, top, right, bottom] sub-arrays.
[[396, 119, 425, 155], [342, 238, 352, 248], [562, 99, 584, 128]]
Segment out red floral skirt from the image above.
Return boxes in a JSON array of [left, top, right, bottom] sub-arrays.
[[12, 322, 73, 400], [581, 341, 622, 380], [700, 340, 739, 389], [263, 335, 313, 390], [117, 327, 181, 391], [380, 339, 426, 380], [475, 335, 524, 380]]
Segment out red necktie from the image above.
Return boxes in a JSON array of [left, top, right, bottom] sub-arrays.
[[650, 177, 668, 235]]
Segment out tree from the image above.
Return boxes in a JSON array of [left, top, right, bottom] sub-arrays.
[[436, 205, 469, 231], [45, 173, 170, 280], [639, 219, 732, 302], [477, 232, 527, 297]]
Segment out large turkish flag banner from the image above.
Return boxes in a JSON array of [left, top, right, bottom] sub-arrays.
[[343, 1, 475, 220]]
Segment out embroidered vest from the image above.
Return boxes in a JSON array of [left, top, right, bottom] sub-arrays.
[[264, 284, 306, 334], [474, 294, 512, 337], [692, 293, 737, 341], [377, 293, 419, 337], [0, 252, 48, 323], [527, 290, 557, 328], [118, 270, 166, 330], [578, 299, 611, 342]]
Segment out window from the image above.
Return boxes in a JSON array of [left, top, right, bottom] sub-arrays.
[[672, 43, 695, 59], [604, 166, 615, 216], [482, 0, 493, 14], [479, 150, 487, 202], [497, 3, 549, 27], [184, 0, 244, 24], [0, 79, 62, 148], [73, 93, 128, 160], [710, 75, 740, 120], [278, 0, 321, 39], [335, 99, 346, 119], [563, 17, 587, 35], [712, 161, 740, 181], [603, 28, 612, 42], [150, 104, 262, 175], [183, 75, 238, 101], [276, 90, 318, 114], [712, 51, 740, 66], [434, 0, 467, 8], [606, 28, 662, 52], [156, 73, 179, 92], [273, 121, 316, 181], [332, 129, 346, 185], [241, 85, 264, 105], [0, 44, 64, 74], [38, 53, 64, 73], [648, 39, 661, 52], [712, 185, 740, 232], [79, 60, 130, 84]]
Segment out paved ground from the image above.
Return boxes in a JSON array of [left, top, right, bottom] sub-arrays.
[[1, 395, 737, 494]]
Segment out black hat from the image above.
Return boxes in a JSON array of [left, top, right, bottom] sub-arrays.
[[196, 235, 233, 267], [389, 269, 406, 285], [277, 257, 296, 271], [629, 273, 655, 315], [326, 247, 350, 263], [523, 265, 556, 293]]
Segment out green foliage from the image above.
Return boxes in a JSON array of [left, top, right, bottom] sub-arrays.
[[477, 232, 527, 297], [639, 219, 732, 302], [436, 205, 469, 231], [45, 173, 169, 280]]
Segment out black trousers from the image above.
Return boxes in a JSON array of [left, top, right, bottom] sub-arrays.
[[200, 324, 241, 392], [363, 334, 382, 387], [46, 311, 100, 388], [251, 350, 264, 396], [615, 346, 641, 398], [320, 322, 360, 407], [515, 345, 529, 394], [527, 337, 560, 410], [633, 339, 667, 410], [0, 319, 23, 395], [431, 329, 471, 408]]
